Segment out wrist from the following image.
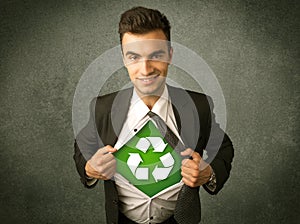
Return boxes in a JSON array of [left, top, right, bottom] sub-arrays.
[[205, 166, 217, 191]]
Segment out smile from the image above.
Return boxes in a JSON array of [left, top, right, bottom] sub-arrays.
[[137, 75, 159, 83]]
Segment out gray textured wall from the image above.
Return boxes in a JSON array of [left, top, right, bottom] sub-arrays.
[[0, 0, 299, 223]]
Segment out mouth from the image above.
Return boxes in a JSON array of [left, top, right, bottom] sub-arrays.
[[137, 74, 159, 84]]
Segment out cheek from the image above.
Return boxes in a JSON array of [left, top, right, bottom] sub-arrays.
[[157, 64, 169, 75], [126, 66, 137, 80]]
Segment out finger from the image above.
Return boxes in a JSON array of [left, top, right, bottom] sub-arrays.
[[85, 160, 97, 175], [182, 164, 211, 183], [86, 171, 101, 179], [182, 174, 210, 187], [94, 154, 116, 170], [181, 153, 201, 167], [183, 177, 208, 187], [181, 148, 201, 163], [181, 166, 200, 178], [89, 173, 105, 180], [182, 177, 198, 188], [106, 145, 118, 153], [190, 151, 201, 163], [181, 159, 199, 170], [181, 173, 197, 184], [85, 161, 105, 179], [97, 145, 117, 155], [97, 152, 116, 164], [101, 159, 117, 177]]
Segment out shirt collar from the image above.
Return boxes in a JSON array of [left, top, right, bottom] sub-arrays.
[[129, 85, 170, 123], [127, 89, 150, 126], [151, 86, 169, 122]]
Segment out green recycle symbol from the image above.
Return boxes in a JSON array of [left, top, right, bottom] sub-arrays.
[[128, 137, 174, 182], [114, 121, 182, 197]]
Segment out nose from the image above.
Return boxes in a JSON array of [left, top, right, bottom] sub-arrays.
[[140, 59, 154, 76]]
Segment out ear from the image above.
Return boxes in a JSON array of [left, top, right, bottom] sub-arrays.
[[122, 57, 128, 68], [120, 45, 126, 67], [168, 46, 173, 64]]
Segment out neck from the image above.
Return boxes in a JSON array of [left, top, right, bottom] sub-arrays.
[[135, 85, 165, 110], [141, 95, 160, 110]]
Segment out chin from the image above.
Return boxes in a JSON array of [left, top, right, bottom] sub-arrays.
[[137, 87, 162, 97]]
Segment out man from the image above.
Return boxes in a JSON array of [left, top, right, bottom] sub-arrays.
[[74, 6, 234, 224]]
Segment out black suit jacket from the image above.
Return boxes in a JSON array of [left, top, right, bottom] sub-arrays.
[[73, 85, 234, 224]]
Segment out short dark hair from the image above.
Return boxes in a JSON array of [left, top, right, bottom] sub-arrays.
[[118, 6, 171, 44]]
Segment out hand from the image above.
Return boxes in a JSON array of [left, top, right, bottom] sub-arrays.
[[85, 145, 117, 180], [180, 148, 212, 187]]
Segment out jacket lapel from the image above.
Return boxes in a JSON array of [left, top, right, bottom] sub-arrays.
[[168, 85, 201, 151], [109, 88, 133, 143], [106, 85, 201, 151]]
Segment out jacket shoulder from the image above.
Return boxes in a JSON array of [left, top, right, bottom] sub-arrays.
[[168, 85, 211, 109], [94, 88, 133, 114]]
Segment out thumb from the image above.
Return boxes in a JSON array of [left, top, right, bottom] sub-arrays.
[[96, 145, 117, 155], [105, 145, 117, 153], [180, 148, 194, 157]]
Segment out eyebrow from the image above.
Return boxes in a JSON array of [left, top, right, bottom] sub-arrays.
[[125, 51, 141, 57], [125, 49, 166, 57], [149, 50, 166, 57]]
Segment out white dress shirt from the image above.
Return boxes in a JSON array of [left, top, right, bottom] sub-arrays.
[[114, 86, 184, 224]]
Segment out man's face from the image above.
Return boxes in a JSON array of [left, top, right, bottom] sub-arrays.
[[122, 30, 172, 97]]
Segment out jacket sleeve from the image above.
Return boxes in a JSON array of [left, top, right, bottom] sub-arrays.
[[202, 96, 234, 195], [73, 98, 102, 188]]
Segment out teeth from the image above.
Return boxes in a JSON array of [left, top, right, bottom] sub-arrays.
[[140, 76, 157, 82]]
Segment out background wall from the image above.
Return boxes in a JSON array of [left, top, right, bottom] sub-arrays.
[[0, 0, 299, 223]]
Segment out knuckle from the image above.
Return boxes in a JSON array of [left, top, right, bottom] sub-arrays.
[[101, 175, 108, 180], [109, 154, 116, 161], [103, 172, 112, 180], [192, 171, 199, 177], [190, 163, 197, 169], [190, 182, 196, 187], [191, 177, 198, 183], [96, 159, 103, 166], [112, 160, 117, 166], [97, 167, 104, 174]]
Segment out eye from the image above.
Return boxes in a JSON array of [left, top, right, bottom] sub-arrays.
[[129, 55, 139, 61], [151, 54, 163, 60]]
